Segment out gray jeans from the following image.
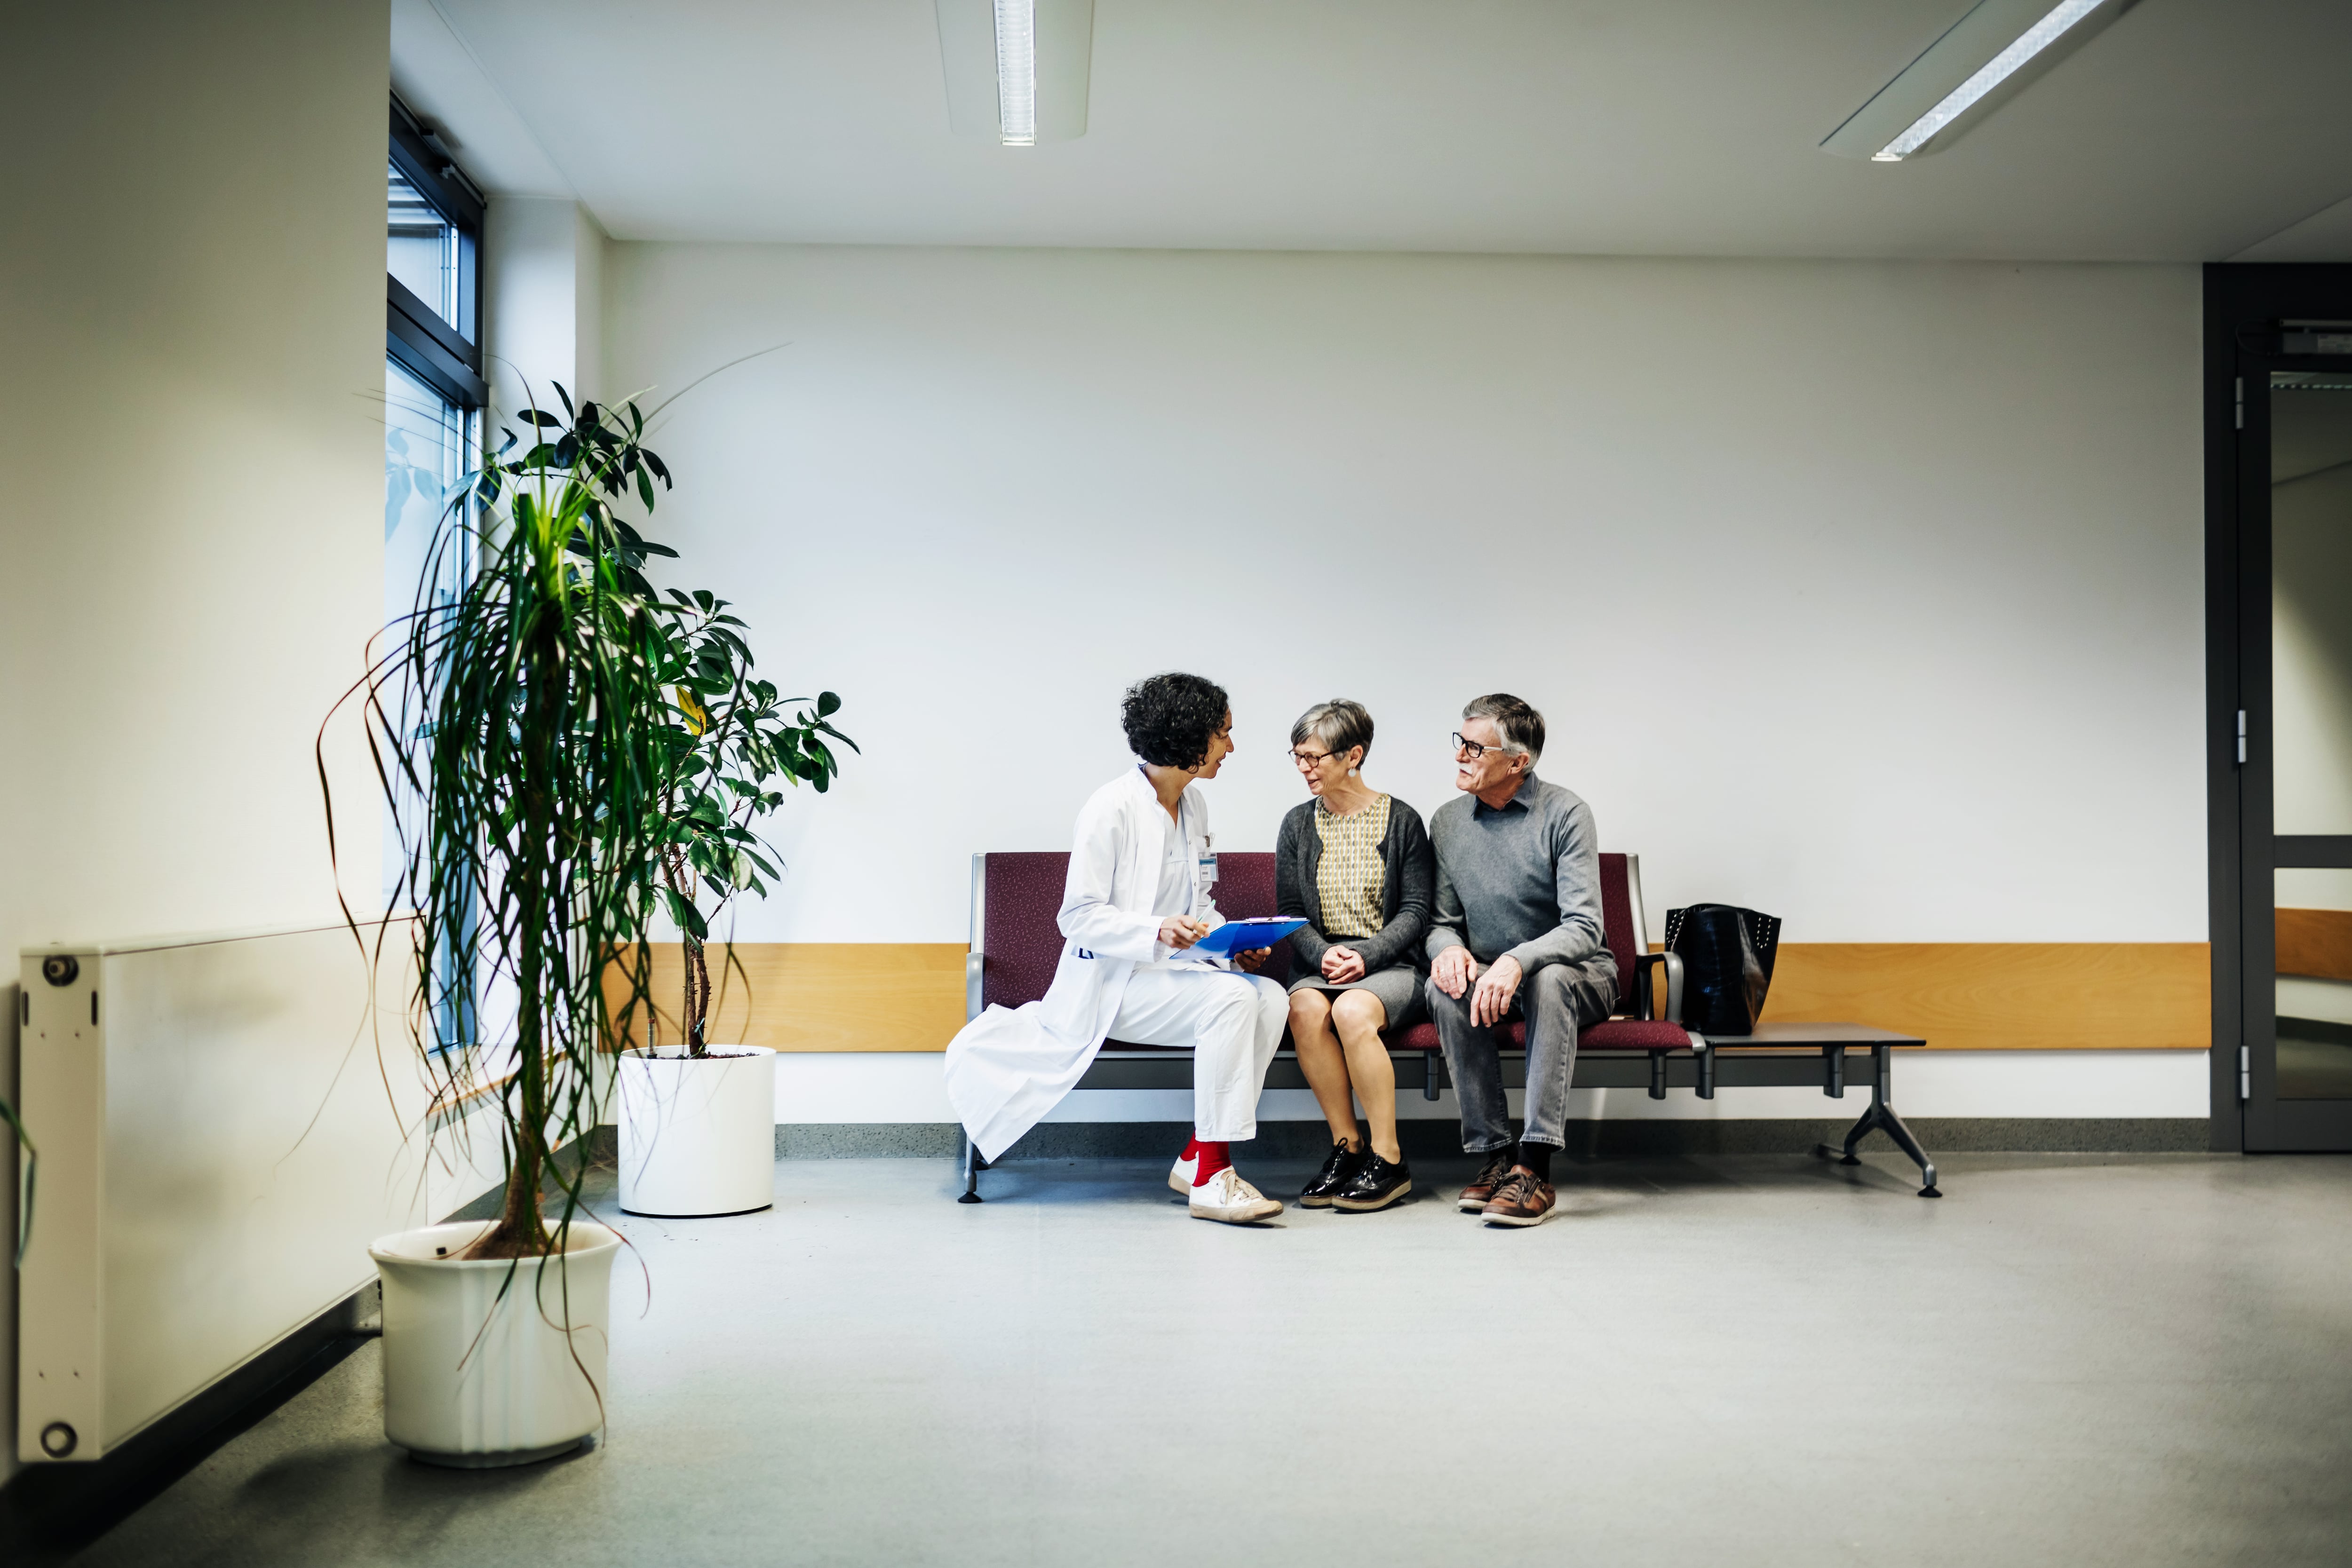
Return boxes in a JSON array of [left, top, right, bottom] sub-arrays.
[[1424, 956, 1618, 1152]]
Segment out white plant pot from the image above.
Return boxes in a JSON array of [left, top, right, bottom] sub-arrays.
[[370, 1218, 621, 1468], [618, 1045, 778, 1217]]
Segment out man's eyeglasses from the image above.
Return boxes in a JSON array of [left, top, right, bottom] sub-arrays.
[[1452, 731, 1508, 761]]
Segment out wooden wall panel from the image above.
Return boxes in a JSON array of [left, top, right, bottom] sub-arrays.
[[608, 941, 2213, 1053], [1755, 943, 2209, 1051], [610, 943, 966, 1053], [2277, 908, 2352, 982]]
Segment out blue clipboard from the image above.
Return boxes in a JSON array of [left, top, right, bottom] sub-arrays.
[[1186, 918, 1305, 958]]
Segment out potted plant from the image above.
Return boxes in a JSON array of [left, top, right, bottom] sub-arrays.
[[332, 384, 678, 1467], [615, 597, 850, 1218]]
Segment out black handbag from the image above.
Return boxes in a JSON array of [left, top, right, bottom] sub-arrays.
[[1663, 905, 1781, 1037]]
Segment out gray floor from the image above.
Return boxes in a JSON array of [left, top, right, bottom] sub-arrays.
[[68, 1149, 2352, 1568]]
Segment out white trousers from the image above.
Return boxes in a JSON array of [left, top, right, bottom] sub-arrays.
[[1109, 963, 1288, 1141]]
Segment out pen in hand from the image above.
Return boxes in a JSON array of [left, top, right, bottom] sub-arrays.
[[1158, 916, 1209, 950]]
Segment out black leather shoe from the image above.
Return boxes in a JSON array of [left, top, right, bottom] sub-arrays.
[[1299, 1140, 1366, 1207], [1332, 1152, 1413, 1212]]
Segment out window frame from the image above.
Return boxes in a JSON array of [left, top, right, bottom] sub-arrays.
[[387, 96, 487, 409], [385, 96, 488, 1051]]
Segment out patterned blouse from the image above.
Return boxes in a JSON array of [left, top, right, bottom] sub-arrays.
[[1313, 795, 1391, 941]]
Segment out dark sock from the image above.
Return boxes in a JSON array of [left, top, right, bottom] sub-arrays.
[[1516, 1142, 1554, 1181]]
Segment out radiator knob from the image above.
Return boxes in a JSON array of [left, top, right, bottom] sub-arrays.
[[40, 1422, 78, 1458]]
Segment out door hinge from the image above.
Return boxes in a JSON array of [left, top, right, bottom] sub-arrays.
[[2235, 377, 2244, 430], [2236, 709, 2247, 766], [2239, 1044, 2251, 1101]]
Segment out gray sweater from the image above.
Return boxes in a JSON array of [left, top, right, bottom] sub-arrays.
[[1274, 796, 1435, 976], [1424, 772, 1611, 979]]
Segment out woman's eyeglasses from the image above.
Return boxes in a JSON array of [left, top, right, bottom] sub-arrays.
[[1289, 748, 1333, 769]]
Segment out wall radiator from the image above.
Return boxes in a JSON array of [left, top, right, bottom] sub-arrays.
[[15, 919, 459, 1465]]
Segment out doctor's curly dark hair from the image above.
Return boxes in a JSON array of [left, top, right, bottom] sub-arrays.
[[1120, 672, 1231, 770]]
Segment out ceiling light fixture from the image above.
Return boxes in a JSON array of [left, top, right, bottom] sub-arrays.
[[993, 0, 1036, 147], [935, 0, 1093, 146], [1875, 0, 2100, 159], [1822, 0, 2135, 162]]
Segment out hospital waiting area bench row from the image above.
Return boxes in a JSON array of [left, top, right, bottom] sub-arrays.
[[955, 851, 1940, 1201]]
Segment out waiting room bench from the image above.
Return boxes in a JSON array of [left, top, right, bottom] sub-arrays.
[[957, 850, 1940, 1201]]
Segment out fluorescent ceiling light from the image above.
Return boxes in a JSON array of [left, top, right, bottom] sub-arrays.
[[935, 0, 1093, 146], [1822, 0, 2134, 162], [993, 0, 1036, 146], [1875, 0, 2102, 159]]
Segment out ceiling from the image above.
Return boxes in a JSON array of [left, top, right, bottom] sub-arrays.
[[390, 0, 2352, 261]]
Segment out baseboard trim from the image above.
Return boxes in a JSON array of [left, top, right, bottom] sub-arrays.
[[777, 1117, 2212, 1160], [0, 1287, 378, 1563]]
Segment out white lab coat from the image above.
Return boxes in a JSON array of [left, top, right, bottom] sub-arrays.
[[946, 767, 1229, 1161]]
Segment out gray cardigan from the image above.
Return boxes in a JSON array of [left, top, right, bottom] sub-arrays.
[[1274, 795, 1436, 977]]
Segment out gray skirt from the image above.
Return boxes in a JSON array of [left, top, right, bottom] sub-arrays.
[[1285, 960, 1424, 1030]]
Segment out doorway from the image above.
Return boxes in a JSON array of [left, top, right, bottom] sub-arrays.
[[2208, 266, 2352, 1151]]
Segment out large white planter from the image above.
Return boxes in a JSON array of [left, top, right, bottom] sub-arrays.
[[617, 1045, 778, 1217], [370, 1219, 621, 1468]]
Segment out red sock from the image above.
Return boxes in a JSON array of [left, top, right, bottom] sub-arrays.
[[1191, 1139, 1231, 1186], [1180, 1135, 1203, 1162]]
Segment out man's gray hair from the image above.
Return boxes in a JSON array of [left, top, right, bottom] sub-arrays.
[[1462, 693, 1543, 762], [1291, 699, 1375, 761]]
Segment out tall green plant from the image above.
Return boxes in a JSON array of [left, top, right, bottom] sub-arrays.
[[640, 594, 853, 1053], [329, 383, 675, 1260]]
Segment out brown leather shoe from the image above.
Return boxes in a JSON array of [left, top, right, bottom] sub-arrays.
[[1458, 1149, 1518, 1212], [1480, 1170, 1557, 1227]]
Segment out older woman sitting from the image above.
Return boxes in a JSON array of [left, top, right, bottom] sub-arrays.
[[1277, 699, 1435, 1213]]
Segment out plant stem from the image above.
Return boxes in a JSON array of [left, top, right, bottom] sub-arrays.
[[464, 612, 559, 1260], [687, 934, 710, 1054]]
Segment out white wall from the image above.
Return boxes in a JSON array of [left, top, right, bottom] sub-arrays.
[[603, 245, 2207, 948], [485, 198, 608, 417], [0, 0, 389, 1484]]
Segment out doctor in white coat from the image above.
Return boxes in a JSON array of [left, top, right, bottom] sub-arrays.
[[945, 672, 1290, 1223]]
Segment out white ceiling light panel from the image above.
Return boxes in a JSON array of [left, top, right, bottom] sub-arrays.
[[1823, 0, 2137, 162], [993, 0, 1037, 145], [937, 0, 1094, 145]]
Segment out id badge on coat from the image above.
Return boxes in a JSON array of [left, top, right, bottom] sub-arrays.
[[1196, 836, 1218, 906]]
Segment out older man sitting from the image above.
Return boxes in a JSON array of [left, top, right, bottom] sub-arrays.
[[1424, 694, 1618, 1228]]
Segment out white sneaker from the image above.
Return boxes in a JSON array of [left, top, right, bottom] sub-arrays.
[[1168, 1151, 1197, 1194], [1188, 1166, 1284, 1225]]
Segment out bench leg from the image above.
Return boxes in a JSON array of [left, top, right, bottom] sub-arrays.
[[1648, 1051, 1667, 1101], [1694, 1037, 1715, 1100], [958, 1132, 984, 1204], [1422, 1052, 1441, 1102], [1813, 1044, 1940, 1197]]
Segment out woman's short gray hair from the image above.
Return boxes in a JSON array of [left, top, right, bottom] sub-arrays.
[[1290, 699, 1375, 761], [1462, 693, 1543, 761]]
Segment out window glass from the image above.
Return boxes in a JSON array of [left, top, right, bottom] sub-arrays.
[[387, 162, 470, 339], [383, 357, 475, 905]]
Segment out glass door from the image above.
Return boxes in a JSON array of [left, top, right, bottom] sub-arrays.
[[2243, 356, 2352, 1150]]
